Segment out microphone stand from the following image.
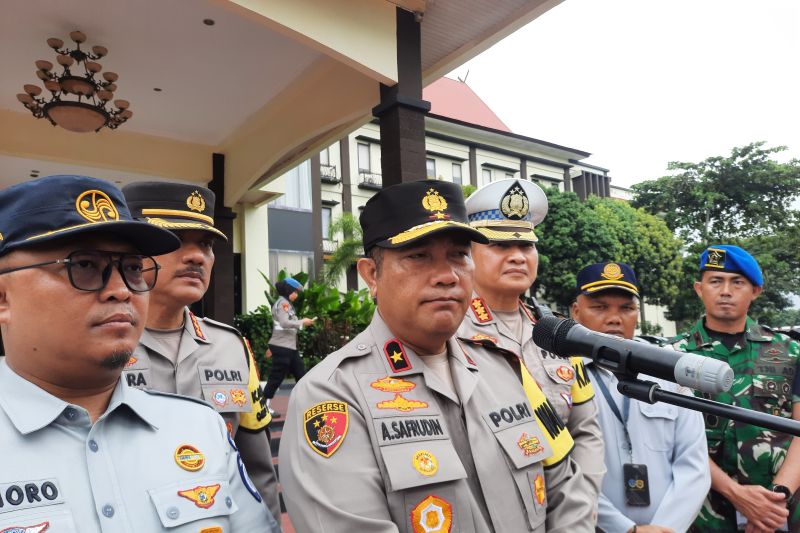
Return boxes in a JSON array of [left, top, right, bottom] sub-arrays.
[[617, 377, 800, 437]]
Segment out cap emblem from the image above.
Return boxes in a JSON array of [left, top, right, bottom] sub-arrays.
[[601, 263, 624, 280], [500, 181, 529, 220], [706, 248, 726, 268], [422, 188, 450, 220], [76, 189, 119, 223], [187, 191, 206, 212]]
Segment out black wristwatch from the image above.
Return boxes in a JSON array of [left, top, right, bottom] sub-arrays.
[[771, 484, 792, 501]]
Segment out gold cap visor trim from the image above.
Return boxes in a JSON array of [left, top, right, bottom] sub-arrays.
[[475, 225, 538, 243], [141, 208, 214, 225], [380, 220, 488, 248], [581, 279, 640, 297], [144, 217, 228, 241]]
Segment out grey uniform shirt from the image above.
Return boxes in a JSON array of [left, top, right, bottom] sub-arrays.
[[122, 308, 281, 524], [0, 359, 279, 532], [269, 296, 303, 350], [279, 311, 594, 533], [458, 295, 606, 499]]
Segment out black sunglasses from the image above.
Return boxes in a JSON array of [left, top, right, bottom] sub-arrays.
[[0, 250, 160, 293]]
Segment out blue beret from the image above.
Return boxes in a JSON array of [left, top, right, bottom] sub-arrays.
[[699, 245, 763, 287], [284, 277, 303, 291], [0, 175, 179, 257], [576, 262, 640, 297]]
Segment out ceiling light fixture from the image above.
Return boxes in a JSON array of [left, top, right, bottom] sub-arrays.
[[16, 31, 132, 133]]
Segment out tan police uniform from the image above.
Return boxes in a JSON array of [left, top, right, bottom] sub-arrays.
[[458, 296, 605, 495], [279, 311, 594, 533], [124, 308, 281, 522]]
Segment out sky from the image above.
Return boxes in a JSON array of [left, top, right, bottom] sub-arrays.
[[447, 0, 800, 189]]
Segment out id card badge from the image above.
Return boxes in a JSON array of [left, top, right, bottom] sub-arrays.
[[623, 463, 650, 506]]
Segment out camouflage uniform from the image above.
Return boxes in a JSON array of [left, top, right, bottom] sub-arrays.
[[672, 317, 800, 532]]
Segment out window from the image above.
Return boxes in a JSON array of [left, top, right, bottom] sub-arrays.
[[268, 250, 314, 283], [505, 172, 514, 180], [320, 147, 330, 166], [357, 143, 371, 172], [269, 160, 312, 210], [482, 168, 492, 184], [452, 163, 462, 185], [426, 158, 436, 179], [322, 207, 332, 240]]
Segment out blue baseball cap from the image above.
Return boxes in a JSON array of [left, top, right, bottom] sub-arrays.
[[284, 277, 303, 291], [576, 262, 640, 298], [0, 175, 180, 257], [699, 245, 763, 287]]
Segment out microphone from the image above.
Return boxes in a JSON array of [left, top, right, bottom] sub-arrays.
[[532, 315, 733, 394]]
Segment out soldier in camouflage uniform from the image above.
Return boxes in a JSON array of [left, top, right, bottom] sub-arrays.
[[671, 245, 800, 533]]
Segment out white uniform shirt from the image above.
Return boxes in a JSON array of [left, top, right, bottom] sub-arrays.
[[589, 362, 711, 533]]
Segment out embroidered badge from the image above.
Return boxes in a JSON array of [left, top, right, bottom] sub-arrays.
[[304, 401, 349, 458], [470, 297, 492, 323], [705, 248, 726, 268], [230, 388, 248, 406], [470, 333, 498, 345], [376, 394, 429, 412], [174, 444, 205, 472], [282, 302, 290, 312], [412, 450, 439, 476], [601, 263, 624, 280], [189, 312, 206, 340], [200, 528, 223, 533], [370, 376, 416, 393], [410, 495, 453, 533], [500, 181, 529, 220], [75, 189, 119, 223], [186, 191, 206, 212], [124, 356, 138, 369], [211, 390, 228, 407], [384, 339, 412, 373], [556, 365, 574, 382], [177, 484, 220, 508], [561, 391, 573, 410], [1, 523, 50, 533], [422, 188, 450, 220], [534, 474, 546, 505], [517, 433, 545, 457]]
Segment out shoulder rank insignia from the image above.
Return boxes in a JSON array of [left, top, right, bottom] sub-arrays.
[[470, 333, 498, 345], [376, 394, 428, 412], [384, 339, 412, 373], [188, 311, 206, 340], [470, 297, 492, 323], [411, 495, 453, 533], [174, 444, 205, 472], [177, 484, 220, 508], [370, 376, 416, 393], [1, 523, 50, 533], [304, 401, 349, 458]]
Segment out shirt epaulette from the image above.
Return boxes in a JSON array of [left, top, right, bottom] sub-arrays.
[[141, 388, 218, 410], [197, 315, 245, 337]]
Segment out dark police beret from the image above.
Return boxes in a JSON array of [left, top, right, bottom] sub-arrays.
[[122, 181, 227, 241], [0, 175, 180, 257], [576, 262, 640, 298], [359, 180, 488, 252], [699, 244, 763, 287]]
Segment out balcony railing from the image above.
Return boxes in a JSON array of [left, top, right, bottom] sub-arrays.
[[322, 239, 338, 254], [320, 164, 339, 184], [358, 170, 382, 190]]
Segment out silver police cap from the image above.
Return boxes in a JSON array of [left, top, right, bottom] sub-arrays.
[[465, 179, 548, 242]]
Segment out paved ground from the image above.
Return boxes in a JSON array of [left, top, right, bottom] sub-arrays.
[[263, 381, 295, 532]]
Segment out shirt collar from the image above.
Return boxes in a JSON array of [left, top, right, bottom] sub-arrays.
[[0, 359, 158, 435]]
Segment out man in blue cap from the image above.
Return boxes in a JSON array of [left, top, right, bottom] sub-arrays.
[[0, 175, 278, 531], [672, 245, 800, 532], [574, 262, 710, 533]]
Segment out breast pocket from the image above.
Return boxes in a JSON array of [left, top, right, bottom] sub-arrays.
[[0, 506, 77, 532], [638, 402, 678, 452], [148, 477, 236, 529]]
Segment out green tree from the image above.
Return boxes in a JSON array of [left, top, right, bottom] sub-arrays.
[[322, 212, 363, 287]]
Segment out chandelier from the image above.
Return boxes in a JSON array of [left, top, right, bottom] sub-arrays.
[[16, 31, 132, 133]]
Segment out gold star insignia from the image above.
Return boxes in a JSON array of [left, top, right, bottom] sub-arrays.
[[329, 416, 337, 424], [314, 420, 321, 428], [321, 414, 328, 422], [390, 351, 404, 363]]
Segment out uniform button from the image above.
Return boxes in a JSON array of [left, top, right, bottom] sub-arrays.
[[102, 504, 114, 518], [225, 496, 233, 508], [357, 344, 367, 350], [65, 407, 77, 420], [88, 440, 99, 452], [166, 506, 180, 520]]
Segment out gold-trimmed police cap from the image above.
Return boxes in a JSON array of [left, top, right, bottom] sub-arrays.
[[360, 180, 488, 251], [0, 175, 180, 257], [465, 179, 548, 242], [122, 181, 227, 241], [576, 262, 640, 298]]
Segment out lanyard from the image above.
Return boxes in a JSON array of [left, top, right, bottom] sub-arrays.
[[589, 365, 634, 462]]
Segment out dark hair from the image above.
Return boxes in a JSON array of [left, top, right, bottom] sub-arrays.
[[275, 279, 297, 299], [368, 246, 384, 275]]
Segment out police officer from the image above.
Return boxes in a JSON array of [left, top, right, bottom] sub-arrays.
[[574, 262, 710, 533], [122, 182, 281, 524], [671, 245, 800, 532], [0, 174, 278, 532], [458, 178, 605, 501], [279, 179, 593, 533]]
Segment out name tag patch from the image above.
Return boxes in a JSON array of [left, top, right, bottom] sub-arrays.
[[0, 479, 62, 515], [376, 416, 447, 445]]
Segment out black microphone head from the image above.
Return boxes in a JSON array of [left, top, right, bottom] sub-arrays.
[[532, 315, 576, 354]]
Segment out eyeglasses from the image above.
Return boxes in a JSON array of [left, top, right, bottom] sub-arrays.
[[0, 250, 160, 293]]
